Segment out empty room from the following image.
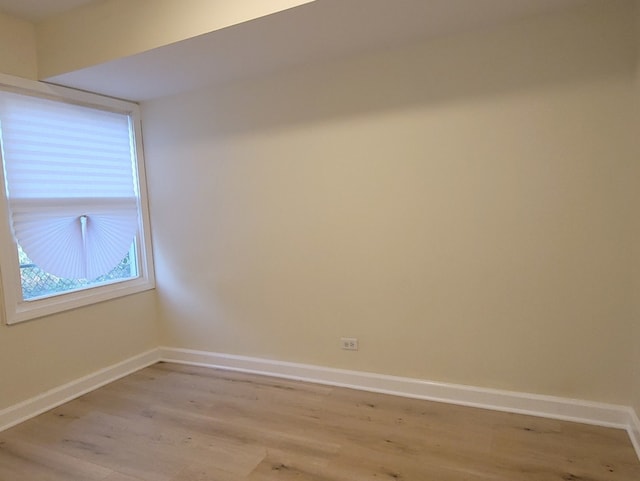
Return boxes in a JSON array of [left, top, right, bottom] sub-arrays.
[[0, 0, 639, 479]]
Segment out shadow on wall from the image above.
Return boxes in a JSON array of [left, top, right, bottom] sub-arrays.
[[139, 0, 638, 400], [145, 1, 636, 139]]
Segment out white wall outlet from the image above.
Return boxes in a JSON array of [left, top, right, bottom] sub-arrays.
[[341, 337, 359, 351]]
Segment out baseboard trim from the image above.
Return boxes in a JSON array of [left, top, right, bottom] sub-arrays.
[[2, 345, 638, 463], [0, 348, 160, 433], [629, 409, 640, 460], [160, 347, 637, 452]]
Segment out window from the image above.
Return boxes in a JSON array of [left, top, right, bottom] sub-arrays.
[[0, 74, 154, 325]]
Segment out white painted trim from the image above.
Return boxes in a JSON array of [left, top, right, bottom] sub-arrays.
[[160, 347, 640, 461], [0, 348, 160, 432], [1, 345, 638, 463], [629, 408, 640, 460], [0, 72, 156, 325]]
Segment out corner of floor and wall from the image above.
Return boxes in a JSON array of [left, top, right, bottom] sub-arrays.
[[0, 0, 640, 463]]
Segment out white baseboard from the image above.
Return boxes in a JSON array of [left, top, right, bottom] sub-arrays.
[[0, 348, 160, 433], [160, 346, 640, 461], [2, 345, 639, 463], [629, 409, 640, 459]]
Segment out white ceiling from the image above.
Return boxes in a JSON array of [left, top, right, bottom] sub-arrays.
[[2, 0, 590, 102], [0, 0, 95, 20]]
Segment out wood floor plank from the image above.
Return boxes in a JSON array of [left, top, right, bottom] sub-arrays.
[[1, 362, 638, 481], [102, 473, 147, 481], [0, 437, 113, 481]]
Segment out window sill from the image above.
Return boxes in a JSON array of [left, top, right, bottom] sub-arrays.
[[5, 276, 155, 325]]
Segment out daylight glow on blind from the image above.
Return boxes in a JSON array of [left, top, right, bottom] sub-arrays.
[[0, 92, 139, 280]]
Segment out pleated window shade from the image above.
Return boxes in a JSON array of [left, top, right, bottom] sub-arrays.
[[0, 91, 139, 281]]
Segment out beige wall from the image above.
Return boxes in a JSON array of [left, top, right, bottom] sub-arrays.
[[0, 11, 37, 79], [0, 292, 158, 408], [36, 0, 314, 78], [632, 0, 640, 420], [1, 0, 638, 415], [143, 1, 638, 405], [0, 12, 159, 411]]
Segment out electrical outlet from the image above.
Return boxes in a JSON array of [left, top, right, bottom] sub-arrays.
[[341, 337, 359, 351]]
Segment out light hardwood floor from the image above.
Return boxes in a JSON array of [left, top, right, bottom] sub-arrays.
[[0, 362, 638, 480]]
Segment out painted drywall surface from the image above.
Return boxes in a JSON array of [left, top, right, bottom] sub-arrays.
[[0, 27, 158, 410], [36, 0, 315, 79], [143, 1, 637, 404], [0, 291, 158, 409], [631, 0, 640, 421], [0, 12, 37, 80], [0, 18, 159, 408]]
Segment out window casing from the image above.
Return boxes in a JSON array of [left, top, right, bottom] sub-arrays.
[[0, 74, 155, 325]]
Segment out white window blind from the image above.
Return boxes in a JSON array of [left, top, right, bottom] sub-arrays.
[[0, 91, 139, 281]]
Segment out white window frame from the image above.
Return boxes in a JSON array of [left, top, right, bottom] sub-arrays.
[[0, 73, 155, 325]]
